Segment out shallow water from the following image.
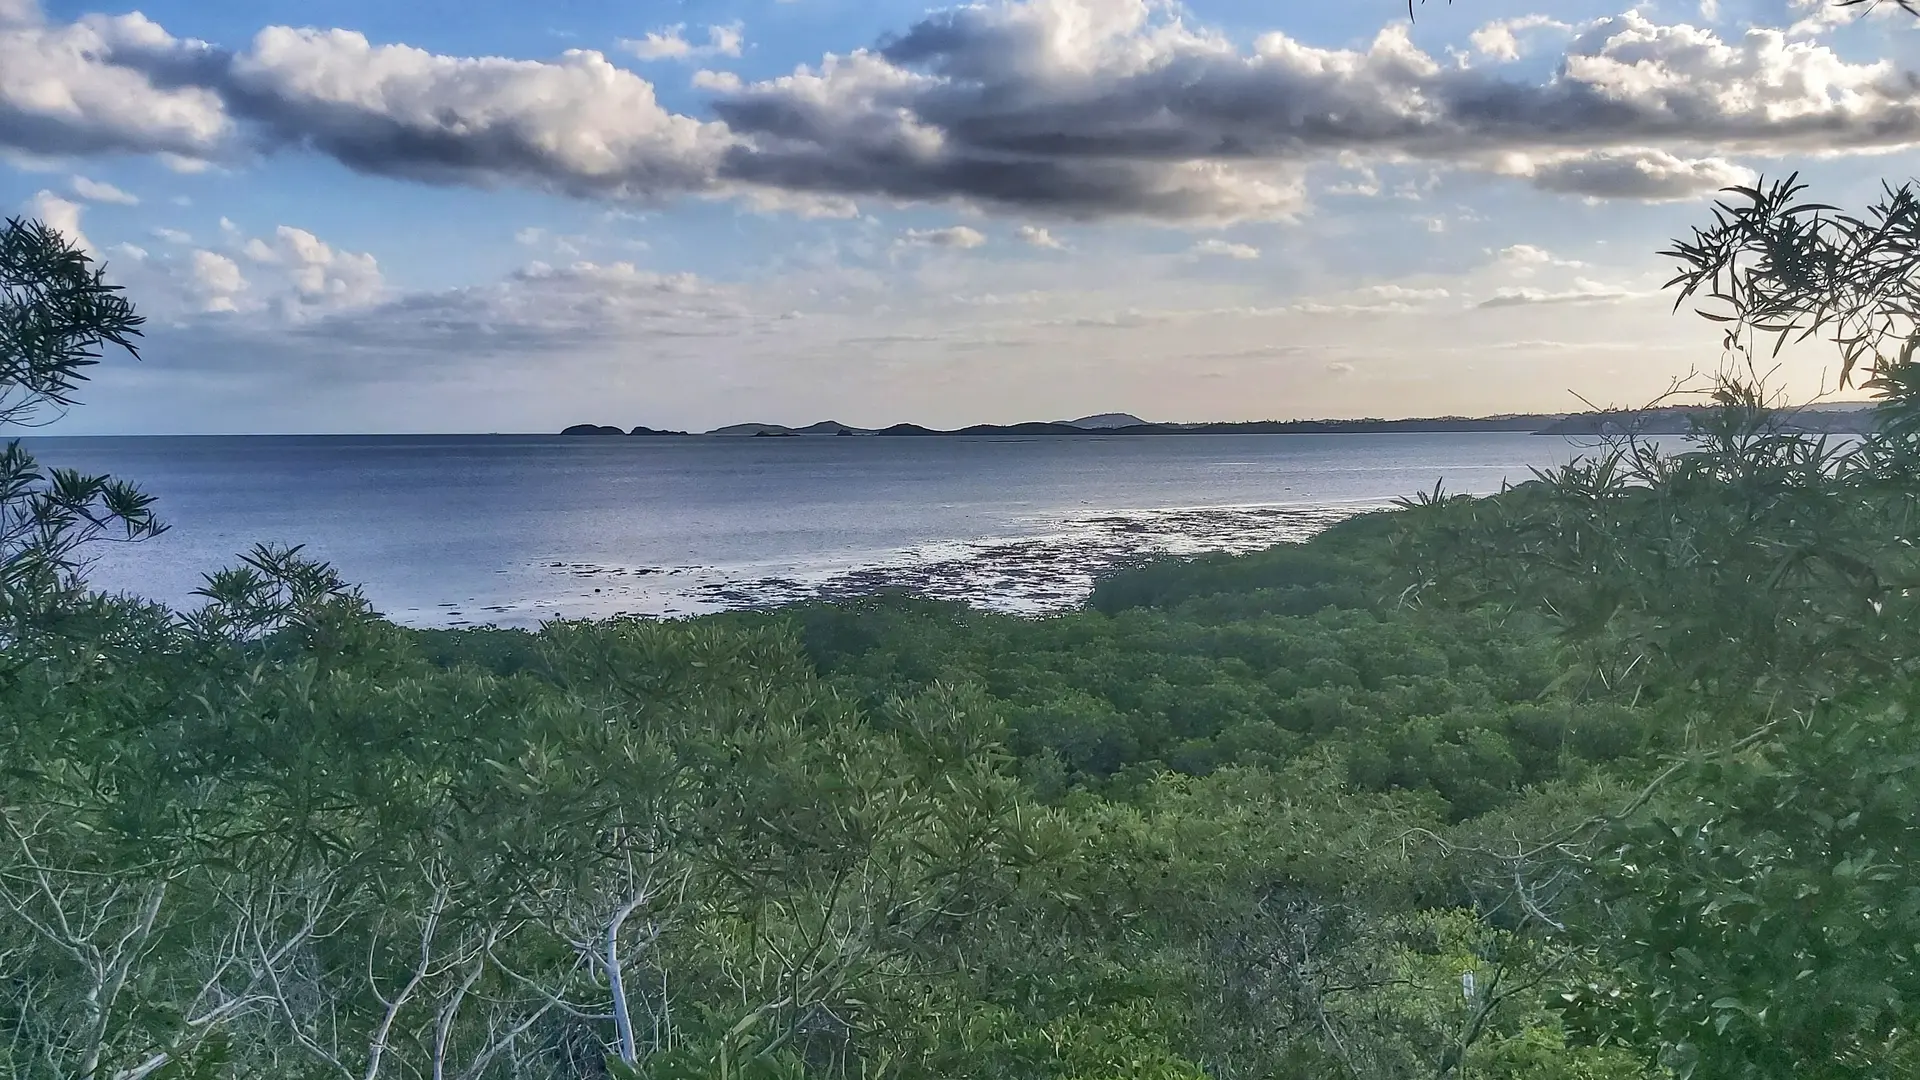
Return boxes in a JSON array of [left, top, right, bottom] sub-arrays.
[[24, 432, 1595, 626]]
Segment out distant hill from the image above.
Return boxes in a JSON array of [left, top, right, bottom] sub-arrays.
[[956, 421, 1087, 436], [1121, 416, 1552, 435], [1061, 413, 1150, 429], [1536, 404, 1875, 436], [565, 402, 1884, 439]]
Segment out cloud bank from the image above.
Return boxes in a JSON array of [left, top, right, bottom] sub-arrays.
[[3, 0, 1916, 222], [708, 1, 1920, 217]]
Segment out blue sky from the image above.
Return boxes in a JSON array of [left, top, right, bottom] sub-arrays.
[[5, 0, 1918, 432]]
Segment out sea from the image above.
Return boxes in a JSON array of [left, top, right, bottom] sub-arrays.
[[21, 433, 1599, 628]]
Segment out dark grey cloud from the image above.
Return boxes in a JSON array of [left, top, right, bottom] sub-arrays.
[[708, 1, 1920, 218], [710, 36, 1308, 221], [1523, 148, 1755, 201]]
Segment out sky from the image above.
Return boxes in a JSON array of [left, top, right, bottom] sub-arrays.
[[5, 0, 1920, 433]]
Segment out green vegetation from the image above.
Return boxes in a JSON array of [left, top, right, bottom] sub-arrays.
[[2, 518, 1662, 1079], [10, 167, 1920, 1078]]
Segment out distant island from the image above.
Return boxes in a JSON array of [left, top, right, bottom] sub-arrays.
[[562, 404, 1879, 439], [562, 424, 694, 436]]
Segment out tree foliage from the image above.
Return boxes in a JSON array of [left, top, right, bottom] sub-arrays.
[[1564, 697, 1920, 1080], [1379, 169, 1920, 1078], [3, 588, 1649, 1079], [0, 217, 142, 428], [0, 218, 162, 639]]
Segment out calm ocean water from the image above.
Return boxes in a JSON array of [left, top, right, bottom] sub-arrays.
[[23, 433, 1595, 627]]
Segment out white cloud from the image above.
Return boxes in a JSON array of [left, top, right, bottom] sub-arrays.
[[1495, 244, 1586, 270], [951, 290, 1052, 306], [24, 190, 89, 252], [1469, 15, 1573, 62], [1787, 0, 1866, 38], [262, 225, 383, 312], [1480, 338, 1685, 353], [900, 225, 987, 249], [1292, 282, 1453, 315], [1360, 284, 1450, 301], [221, 26, 732, 200], [1191, 239, 1260, 260], [1293, 301, 1415, 315], [159, 152, 213, 174], [0, 0, 40, 27], [622, 22, 745, 61], [1479, 278, 1639, 308], [69, 175, 139, 204], [133, 221, 382, 321], [189, 249, 247, 312], [735, 187, 861, 219], [691, 69, 743, 92], [1016, 224, 1064, 249], [1497, 244, 1554, 265], [1324, 165, 1382, 197], [0, 11, 230, 164]]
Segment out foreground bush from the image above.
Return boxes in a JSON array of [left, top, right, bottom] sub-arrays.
[[2, 586, 1657, 1079]]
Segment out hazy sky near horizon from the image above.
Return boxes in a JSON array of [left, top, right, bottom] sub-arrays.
[[6, 0, 1918, 433]]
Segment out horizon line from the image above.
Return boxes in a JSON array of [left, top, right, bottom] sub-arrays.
[[18, 396, 1882, 441]]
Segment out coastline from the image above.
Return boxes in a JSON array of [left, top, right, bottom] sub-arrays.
[[32, 431, 1590, 627], [387, 500, 1392, 628]]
